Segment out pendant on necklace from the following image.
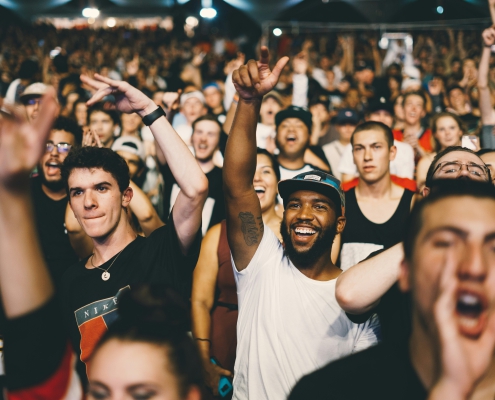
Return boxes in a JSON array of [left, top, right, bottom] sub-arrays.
[[102, 271, 110, 281]]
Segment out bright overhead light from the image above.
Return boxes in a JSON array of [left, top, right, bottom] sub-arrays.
[[82, 7, 99, 18], [200, 7, 217, 18], [436, 6, 444, 14], [186, 16, 199, 26], [379, 37, 389, 49], [88, 17, 96, 24], [106, 18, 116, 27], [273, 28, 282, 36]]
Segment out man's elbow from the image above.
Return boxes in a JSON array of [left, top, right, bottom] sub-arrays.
[[335, 278, 369, 314]]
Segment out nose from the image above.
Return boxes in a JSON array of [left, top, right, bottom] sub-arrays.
[[253, 169, 262, 182], [457, 164, 471, 178], [364, 146, 372, 161], [83, 190, 97, 210], [458, 242, 487, 282], [296, 203, 314, 221]]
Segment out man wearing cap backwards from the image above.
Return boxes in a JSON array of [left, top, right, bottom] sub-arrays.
[[322, 108, 360, 180], [175, 90, 207, 146], [224, 47, 379, 400], [202, 82, 226, 123], [20, 82, 48, 122], [112, 136, 148, 187], [339, 98, 415, 184]]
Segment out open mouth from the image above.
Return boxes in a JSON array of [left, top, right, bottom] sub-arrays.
[[45, 161, 62, 175], [286, 135, 297, 143], [294, 227, 317, 236], [254, 186, 266, 195], [455, 291, 488, 339], [198, 143, 208, 150]]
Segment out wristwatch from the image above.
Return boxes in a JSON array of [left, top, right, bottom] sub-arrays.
[[142, 106, 166, 126]]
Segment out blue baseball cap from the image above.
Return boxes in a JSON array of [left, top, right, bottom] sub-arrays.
[[278, 170, 345, 216]]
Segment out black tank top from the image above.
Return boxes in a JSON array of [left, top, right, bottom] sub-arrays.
[[340, 187, 414, 270]]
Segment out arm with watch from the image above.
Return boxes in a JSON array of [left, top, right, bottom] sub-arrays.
[[81, 74, 209, 254]]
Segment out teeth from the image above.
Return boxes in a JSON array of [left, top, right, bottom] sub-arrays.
[[198, 144, 207, 149], [254, 186, 266, 193], [458, 316, 478, 327], [295, 227, 316, 234], [459, 294, 480, 306]]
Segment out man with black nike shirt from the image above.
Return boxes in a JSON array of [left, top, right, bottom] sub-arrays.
[[60, 73, 208, 382]]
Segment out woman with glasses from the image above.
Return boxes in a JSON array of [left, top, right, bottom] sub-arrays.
[[416, 112, 466, 192]]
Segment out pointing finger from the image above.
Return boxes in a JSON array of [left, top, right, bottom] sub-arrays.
[[271, 56, 290, 81]]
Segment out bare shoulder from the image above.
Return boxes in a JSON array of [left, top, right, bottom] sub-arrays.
[[390, 182, 406, 200]]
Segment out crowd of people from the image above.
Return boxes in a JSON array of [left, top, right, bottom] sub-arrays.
[[3, 2, 495, 399]]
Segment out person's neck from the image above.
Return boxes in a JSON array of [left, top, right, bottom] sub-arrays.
[[91, 215, 137, 265], [121, 130, 140, 138], [277, 153, 306, 170], [196, 158, 215, 174], [404, 122, 422, 135], [213, 105, 224, 115], [338, 137, 350, 146], [41, 183, 67, 201], [293, 251, 340, 281], [356, 173, 392, 199], [104, 139, 114, 149], [261, 204, 279, 226], [409, 319, 438, 392]]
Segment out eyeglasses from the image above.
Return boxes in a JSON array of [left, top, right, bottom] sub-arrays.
[[433, 161, 489, 180], [22, 98, 42, 106], [46, 142, 72, 154]]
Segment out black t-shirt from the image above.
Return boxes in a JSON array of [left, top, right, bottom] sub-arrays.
[[289, 341, 426, 400], [60, 213, 201, 380], [31, 177, 78, 288], [340, 187, 414, 269], [161, 164, 225, 234]]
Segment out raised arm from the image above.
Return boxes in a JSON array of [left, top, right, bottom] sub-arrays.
[[478, 27, 495, 126], [128, 180, 164, 236], [335, 242, 403, 314], [0, 91, 83, 398], [81, 74, 208, 254], [224, 48, 288, 271]]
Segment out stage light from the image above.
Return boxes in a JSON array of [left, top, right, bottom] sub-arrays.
[[436, 6, 444, 14], [200, 8, 217, 18], [106, 18, 116, 27], [82, 7, 99, 18], [273, 28, 282, 36], [186, 16, 199, 26], [379, 37, 389, 49]]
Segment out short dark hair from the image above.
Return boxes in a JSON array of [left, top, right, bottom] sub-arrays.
[[191, 114, 222, 135], [403, 91, 427, 110], [403, 180, 495, 261], [93, 285, 203, 398], [424, 146, 490, 188], [351, 121, 394, 148], [61, 147, 130, 194], [257, 147, 281, 182], [87, 103, 121, 126], [477, 148, 495, 157], [446, 84, 463, 97], [52, 116, 83, 146]]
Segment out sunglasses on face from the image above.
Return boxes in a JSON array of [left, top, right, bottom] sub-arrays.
[[23, 98, 42, 106]]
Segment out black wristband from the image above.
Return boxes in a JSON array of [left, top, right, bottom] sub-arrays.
[[142, 106, 166, 126]]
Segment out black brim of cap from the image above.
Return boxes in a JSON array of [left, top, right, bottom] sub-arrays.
[[278, 179, 342, 212]]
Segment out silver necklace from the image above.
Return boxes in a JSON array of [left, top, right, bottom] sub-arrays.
[[90, 248, 125, 281]]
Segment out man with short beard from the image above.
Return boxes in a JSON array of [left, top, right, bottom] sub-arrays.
[[223, 47, 379, 400], [31, 116, 82, 287]]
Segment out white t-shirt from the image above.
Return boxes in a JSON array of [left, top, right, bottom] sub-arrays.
[[322, 140, 347, 181], [232, 228, 380, 400], [338, 140, 415, 179], [256, 122, 275, 149]]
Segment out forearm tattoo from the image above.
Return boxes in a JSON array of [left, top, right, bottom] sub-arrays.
[[238, 212, 262, 246]]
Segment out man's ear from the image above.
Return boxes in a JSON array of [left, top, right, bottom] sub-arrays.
[[122, 186, 133, 207], [422, 186, 430, 197], [398, 258, 411, 293], [389, 145, 397, 162], [336, 216, 346, 235]]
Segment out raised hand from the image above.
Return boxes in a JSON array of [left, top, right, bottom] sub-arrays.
[[82, 128, 103, 148], [429, 249, 495, 399], [162, 89, 182, 112], [81, 74, 155, 118], [232, 46, 289, 101], [482, 26, 495, 48], [0, 88, 59, 191]]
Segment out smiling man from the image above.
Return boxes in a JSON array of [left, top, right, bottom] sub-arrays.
[[162, 114, 225, 235], [60, 74, 208, 383], [31, 116, 82, 287], [290, 180, 495, 400], [337, 121, 415, 271], [224, 48, 379, 400]]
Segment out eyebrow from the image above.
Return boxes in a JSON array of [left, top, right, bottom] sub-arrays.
[[69, 181, 113, 193], [423, 226, 495, 243]]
